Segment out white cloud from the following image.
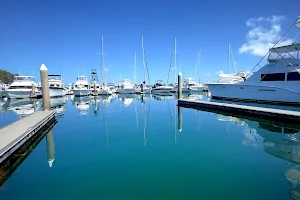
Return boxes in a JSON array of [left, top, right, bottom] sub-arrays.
[[242, 127, 263, 149], [239, 15, 292, 56], [204, 73, 211, 77]]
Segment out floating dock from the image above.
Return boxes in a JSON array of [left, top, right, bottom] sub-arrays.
[[178, 99, 300, 124], [0, 110, 56, 164]]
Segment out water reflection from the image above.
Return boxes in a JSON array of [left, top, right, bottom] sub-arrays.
[[72, 96, 91, 115], [50, 97, 67, 117], [214, 112, 300, 199], [118, 94, 134, 107], [2, 98, 41, 118]]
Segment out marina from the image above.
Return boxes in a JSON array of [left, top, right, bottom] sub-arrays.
[[0, 1, 300, 199], [0, 94, 300, 199]]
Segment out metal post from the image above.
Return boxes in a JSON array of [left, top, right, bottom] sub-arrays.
[[178, 106, 182, 132], [40, 64, 51, 110], [46, 129, 55, 167], [178, 71, 182, 99]]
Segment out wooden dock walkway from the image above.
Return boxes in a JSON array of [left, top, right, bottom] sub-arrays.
[[0, 110, 56, 164], [177, 99, 300, 124]]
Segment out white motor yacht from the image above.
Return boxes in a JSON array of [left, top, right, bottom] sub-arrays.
[[151, 80, 173, 94], [48, 74, 65, 97], [72, 75, 90, 96], [117, 79, 135, 94], [183, 78, 208, 92], [206, 16, 300, 105], [6, 76, 41, 99]]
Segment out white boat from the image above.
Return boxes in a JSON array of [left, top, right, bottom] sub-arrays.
[[151, 80, 173, 94], [48, 74, 65, 97], [206, 17, 300, 105], [72, 75, 90, 96], [188, 49, 208, 92], [117, 79, 135, 94], [183, 78, 208, 92], [6, 76, 41, 99]]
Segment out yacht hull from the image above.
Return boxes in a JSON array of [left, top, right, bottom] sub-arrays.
[[72, 89, 90, 96], [189, 85, 208, 92], [49, 87, 64, 98], [118, 88, 135, 94], [152, 87, 173, 94], [6, 90, 34, 99], [206, 83, 300, 105]]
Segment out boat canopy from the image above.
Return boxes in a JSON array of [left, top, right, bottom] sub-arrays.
[[268, 42, 300, 62], [269, 42, 300, 53]]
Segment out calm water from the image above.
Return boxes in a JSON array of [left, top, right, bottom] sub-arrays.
[[0, 93, 299, 200]]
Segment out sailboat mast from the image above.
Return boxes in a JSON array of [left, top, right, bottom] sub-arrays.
[[174, 38, 177, 84], [142, 37, 146, 83], [228, 42, 230, 72], [101, 35, 104, 86], [134, 52, 137, 84]]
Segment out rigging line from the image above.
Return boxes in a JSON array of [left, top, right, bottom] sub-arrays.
[[167, 99, 173, 127], [167, 51, 174, 85], [247, 23, 295, 78], [144, 49, 151, 84]]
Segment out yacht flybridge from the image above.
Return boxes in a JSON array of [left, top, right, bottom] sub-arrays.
[[206, 16, 300, 105]]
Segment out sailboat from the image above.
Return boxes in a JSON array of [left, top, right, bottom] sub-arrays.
[[185, 49, 208, 92], [99, 35, 113, 95], [152, 38, 176, 94], [215, 43, 246, 83], [140, 37, 151, 94]]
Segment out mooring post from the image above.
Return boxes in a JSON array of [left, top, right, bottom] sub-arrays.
[[178, 106, 182, 132], [178, 71, 182, 99], [46, 129, 55, 167], [31, 82, 35, 97], [40, 64, 51, 110]]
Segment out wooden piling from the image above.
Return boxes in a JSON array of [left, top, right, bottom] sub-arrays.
[[40, 64, 51, 110], [178, 71, 182, 99]]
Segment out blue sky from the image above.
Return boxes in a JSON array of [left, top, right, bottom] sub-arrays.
[[0, 0, 299, 85]]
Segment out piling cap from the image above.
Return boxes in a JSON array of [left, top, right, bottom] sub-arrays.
[[48, 159, 55, 167], [40, 64, 48, 71], [179, 129, 182, 132]]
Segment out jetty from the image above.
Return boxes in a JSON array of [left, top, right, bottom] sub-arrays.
[[0, 110, 56, 164], [178, 99, 300, 125]]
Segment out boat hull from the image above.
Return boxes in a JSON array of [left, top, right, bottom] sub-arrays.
[[72, 89, 90, 96], [189, 85, 208, 92], [206, 83, 300, 105], [49, 87, 64, 97], [152, 86, 173, 94], [118, 88, 135, 94], [6, 89, 34, 99]]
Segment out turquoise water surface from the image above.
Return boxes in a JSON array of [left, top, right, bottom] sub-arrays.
[[0, 93, 299, 200]]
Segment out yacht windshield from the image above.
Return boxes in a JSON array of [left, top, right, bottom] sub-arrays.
[[77, 77, 87, 81], [14, 76, 35, 82]]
